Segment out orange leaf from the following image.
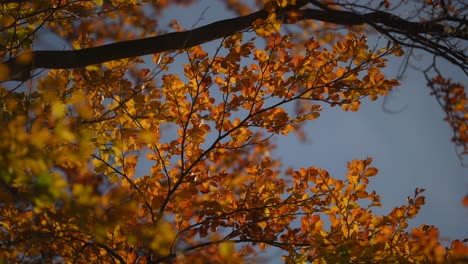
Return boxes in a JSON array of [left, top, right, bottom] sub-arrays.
[[463, 195, 468, 207], [363, 167, 378, 177]]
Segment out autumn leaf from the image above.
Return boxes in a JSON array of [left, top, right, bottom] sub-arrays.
[[0, 0, 466, 263]]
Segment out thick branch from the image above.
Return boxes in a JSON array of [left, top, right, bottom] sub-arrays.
[[302, 9, 466, 38], [1, 4, 466, 82]]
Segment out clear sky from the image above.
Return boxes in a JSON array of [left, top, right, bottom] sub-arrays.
[[160, 0, 467, 243]]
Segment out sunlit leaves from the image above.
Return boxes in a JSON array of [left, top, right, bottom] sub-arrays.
[[280, 160, 468, 263], [253, 14, 282, 37], [1, 0, 467, 262]]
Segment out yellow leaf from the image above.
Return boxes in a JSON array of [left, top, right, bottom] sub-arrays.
[[55, 125, 75, 142], [294, 253, 307, 264], [330, 205, 340, 214], [219, 242, 234, 258], [253, 14, 281, 37], [257, 221, 268, 229], [276, 0, 288, 7], [51, 102, 66, 118]]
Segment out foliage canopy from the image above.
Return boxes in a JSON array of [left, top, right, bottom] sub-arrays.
[[0, 0, 467, 263]]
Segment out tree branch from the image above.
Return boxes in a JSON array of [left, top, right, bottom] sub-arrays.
[[1, 3, 466, 82]]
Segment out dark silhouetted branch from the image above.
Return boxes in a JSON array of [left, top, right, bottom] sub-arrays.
[[1, 1, 466, 82]]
